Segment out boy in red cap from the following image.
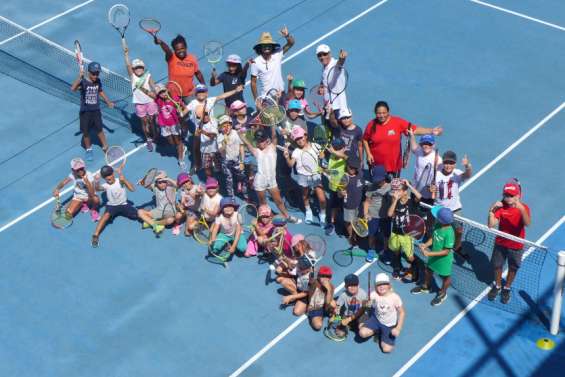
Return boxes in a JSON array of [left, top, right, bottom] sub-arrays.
[[487, 180, 531, 304]]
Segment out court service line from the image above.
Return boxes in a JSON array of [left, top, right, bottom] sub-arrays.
[[460, 101, 565, 192], [392, 215, 565, 377], [470, 0, 565, 32], [0, 0, 95, 46]]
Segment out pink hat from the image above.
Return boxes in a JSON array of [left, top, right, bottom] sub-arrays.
[[70, 158, 85, 170], [205, 177, 219, 189], [258, 204, 272, 217], [230, 100, 246, 112], [291, 234, 305, 247], [291, 126, 306, 140]]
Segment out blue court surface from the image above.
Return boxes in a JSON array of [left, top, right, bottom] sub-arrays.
[[1, 0, 564, 376]]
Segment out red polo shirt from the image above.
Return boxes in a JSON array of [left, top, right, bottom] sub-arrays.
[[362, 116, 417, 173], [494, 204, 530, 250]]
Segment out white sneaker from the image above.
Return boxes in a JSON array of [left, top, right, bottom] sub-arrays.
[[305, 209, 313, 224]]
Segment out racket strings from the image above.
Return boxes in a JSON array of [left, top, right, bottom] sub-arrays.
[[139, 18, 161, 33]]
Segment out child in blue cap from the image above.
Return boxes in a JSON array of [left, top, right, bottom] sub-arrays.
[[363, 165, 392, 262], [411, 205, 455, 306]]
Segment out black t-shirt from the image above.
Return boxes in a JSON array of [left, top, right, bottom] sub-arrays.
[[391, 194, 420, 233], [79, 78, 102, 112], [345, 174, 364, 210], [333, 125, 362, 161], [218, 71, 246, 107]]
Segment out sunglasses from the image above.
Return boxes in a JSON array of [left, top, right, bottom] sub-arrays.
[[72, 167, 85, 172], [156, 180, 167, 184], [420, 142, 433, 146], [443, 161, 456, 165], [89, 72, 100, 76], [317, 52, 329, 58]]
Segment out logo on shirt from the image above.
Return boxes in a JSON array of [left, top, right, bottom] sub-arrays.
[[387, 130, 395, 136]]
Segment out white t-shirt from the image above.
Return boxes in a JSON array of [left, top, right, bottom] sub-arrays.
[[370, 291, 403, 327], [217, 129, 242, 161], [291, 144, 321, 176], [130, 72, 153, 105], [215, 212, 239, 236], [200, 193, 222, 222], [186, 97, 217, 127], [256, 144, 277, 180], [413, 147, 442, 199], [250, 50, 284, 97], [321, 57, 348, 113], [200, 120, 218, 154], [179, 186, 200, 212], [101, 180, 127, 206], [434, 167, 465, 211], [69, 170, 95, 200]]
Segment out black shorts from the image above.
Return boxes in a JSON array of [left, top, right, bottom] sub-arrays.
[[79, 110, 103, 134], [106, 203, 139, 220], [491, 244, 524, 270], [329, 191, 344, 209], [368, 217, 391, 238]]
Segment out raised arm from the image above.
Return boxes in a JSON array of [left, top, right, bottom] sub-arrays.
[[280, 26, 295, 54], [123, 45, 133, 76], [154, 37, 173, 61], [216, 85, 244, 101]]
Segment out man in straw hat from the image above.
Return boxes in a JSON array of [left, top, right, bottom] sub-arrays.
[[250, 26, 295, 101]]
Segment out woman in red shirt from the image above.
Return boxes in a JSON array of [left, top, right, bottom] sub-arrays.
[[362, 101, 442, 176]]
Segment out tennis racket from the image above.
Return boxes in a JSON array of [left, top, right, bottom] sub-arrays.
[[166, 81, 184, 114], [51, 196, 73, 229], [336, 173, 349, 191], [402, 214, 426, 241], [237, 203, 258, 232], [161, 185, 177, 220], [105, 145, 126, 170], [140, 168, 158, 188], [108, 4, 130, 49], [204, 40, 223, 69], [255, 92, 278, 111], [139, 18, 161, 38], [208, 242, 230, 268], [402, 129, 411, 169], [312, 124, 329, 150], [210, 102, 227, 122], [416, 163, 432, 193], [431, 148, 439, 199], [74, 40, 84, 73], [304, 234, 326, 265], [307, 84, 326, 113], [325, 64, 348, 117], [332, 247, 367, 267], [301, 147, 321, 175], [351, 217, 369, 238], [259, 105, 286, 126]]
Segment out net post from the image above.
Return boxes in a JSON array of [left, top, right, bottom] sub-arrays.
[[550, 250, 565, 335]]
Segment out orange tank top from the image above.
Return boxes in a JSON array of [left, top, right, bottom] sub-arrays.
[[168, 53, 198, 96]]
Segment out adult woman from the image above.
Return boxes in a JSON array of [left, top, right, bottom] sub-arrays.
[[362, 101, 442, 176]]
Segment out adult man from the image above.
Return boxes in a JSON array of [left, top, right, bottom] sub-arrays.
[[316, 44, 348, 118], [250, 27, 295, 101], [487, 181, 531, 304]]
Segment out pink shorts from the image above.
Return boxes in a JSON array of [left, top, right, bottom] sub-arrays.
[[135, 102, 158, 118]]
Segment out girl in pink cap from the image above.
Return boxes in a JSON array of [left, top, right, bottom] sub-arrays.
[[245, 204, 275, 257]]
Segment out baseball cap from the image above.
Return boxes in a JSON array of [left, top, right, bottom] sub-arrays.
[[70, 158, 85, 170], [131, 59, 145, 68], [205, 177, 219, 189], [292, 79, 306, 88], [288, 99, 302, 111], [316, 44, 331, 54], [338, 108, 352, 119], [258, 205, 272, 217], [442, 150, 457, 163], [291, 234, 305, 248], [154, 83, 166, 93], [218, 114, 231, 125], [318, 265, 333, 278], [503, 182, 521, 197], [331, 138, 345, 149], [375, 272, 390, 286], [220, 196, 239, 211], [155, 171, 168, 182], [291, 126, 306, 140], [431, 205, 454, 225], [176, 172, 192, 187], [87, 62, 101, 73], [344, 274, 359, 286], [195, 84, 208, 93], [226, 54, 242, 64], [230, 100, 246, 112], [419, 134, 435, 145], [371, 165, 387, 183], [347, 158, 361, 170]]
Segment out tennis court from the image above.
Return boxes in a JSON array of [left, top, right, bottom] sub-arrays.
[[0, 0, 564, 376]]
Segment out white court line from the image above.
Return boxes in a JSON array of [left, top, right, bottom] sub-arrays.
[[470, 0, 565, 32], [0, 0, 95, 46], [460, 101, 565, 192], [392, 215, 565, 377]]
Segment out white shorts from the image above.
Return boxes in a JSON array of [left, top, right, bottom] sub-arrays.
[[160, 125, 180, 137], [72, 193, 89, 202], [293, 173, 322, 189], [254, 174, 277, 191]]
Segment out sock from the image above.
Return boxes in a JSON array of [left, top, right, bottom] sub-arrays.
[[319, 212, 326, 223]]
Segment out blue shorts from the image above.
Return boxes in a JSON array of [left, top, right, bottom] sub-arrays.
[[307, 308, 328, 319], [106, 203, 138, 220], [363, 316, 396, 346], [368, 218, 391, 238]]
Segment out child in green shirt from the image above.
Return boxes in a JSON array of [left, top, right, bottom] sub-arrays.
[[410, 205, 455, 306], [324, 138, 347, 235]]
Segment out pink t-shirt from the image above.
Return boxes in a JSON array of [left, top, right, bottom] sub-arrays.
[[155, 97, 180, 127], [370, 291, 403, 327]]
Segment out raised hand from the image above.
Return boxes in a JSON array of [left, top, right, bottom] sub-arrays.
[[432, 126, 443, 136], [339, 49, 348, 60], [280, 25, 289, 37], [462, 154, 470, 167], [287, 73, 294, 82]]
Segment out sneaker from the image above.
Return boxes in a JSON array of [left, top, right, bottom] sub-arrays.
[[182, 145, 188, 160], [172, 225, 181, 236], [366, 249, 376, 263], [80, 202, 89, 213], [153, 224, 165, 235], [85, 148, 93, 161], [410, 285, 430, 295], [305, 210, 313, 225], [487, 285, 500, 301], [431, 292, 447, 306], [146, 139, 153, 152], [319, 213, 326, 226], [286, 215, 302, 224], [325, 224, 335, 236], [392, 270, 402, 280], [142, 222, 151, 229], [90, 209, 100, 222], [402, 272, 414, 283], [91, 235, 99, 248], [501, 288, 511, 304]]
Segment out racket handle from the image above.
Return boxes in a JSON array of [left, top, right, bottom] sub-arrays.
[[121, 37, 127, 51]]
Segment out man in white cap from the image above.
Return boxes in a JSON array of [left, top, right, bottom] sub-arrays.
[[316, 44, 349, 119], [250, 26, 295, 101]]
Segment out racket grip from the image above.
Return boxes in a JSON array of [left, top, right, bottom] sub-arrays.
[[121, 37, 127, 50]]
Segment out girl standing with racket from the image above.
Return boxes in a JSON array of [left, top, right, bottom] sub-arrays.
[[210, 54, 250, 108], [123, 46, 157, 151], [283, 127, 326, 225]]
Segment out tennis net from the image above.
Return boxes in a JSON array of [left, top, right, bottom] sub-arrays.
[[417, 203, 548, 315], [0, 16, 133, 127]]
